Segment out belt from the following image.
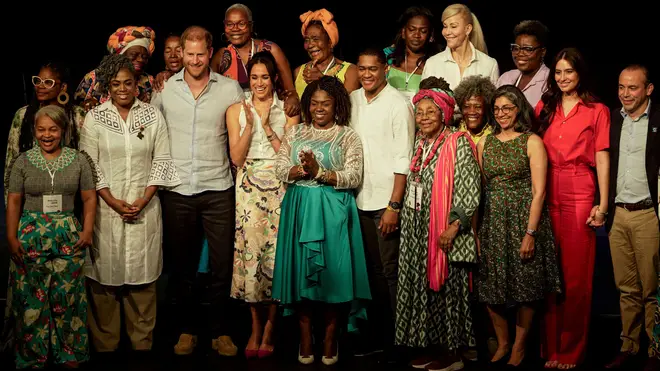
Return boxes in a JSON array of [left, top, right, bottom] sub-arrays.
[[615, 199, 654, 212]]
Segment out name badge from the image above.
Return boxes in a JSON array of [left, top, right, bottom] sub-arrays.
[[405, 183, 423, 212], [43, 194, 63, 213]]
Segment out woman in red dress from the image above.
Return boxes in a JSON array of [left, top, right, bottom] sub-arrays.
[[535, 47, 610, 370]]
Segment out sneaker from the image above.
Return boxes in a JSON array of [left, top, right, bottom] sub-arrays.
[[173, 333, 197, 355], [212, 335, 238, 357]]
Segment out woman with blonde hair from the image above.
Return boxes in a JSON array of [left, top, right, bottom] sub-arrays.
[[421, 3, 498, 90]]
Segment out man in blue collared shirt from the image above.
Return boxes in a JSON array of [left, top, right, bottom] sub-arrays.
[[151, 25, 244, 357]]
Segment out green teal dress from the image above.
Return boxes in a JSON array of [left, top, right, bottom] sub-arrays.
[[271, 124, 371, 328], [384, 45, 422, 102]]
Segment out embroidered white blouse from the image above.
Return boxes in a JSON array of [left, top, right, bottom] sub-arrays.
[[80, 99, 181, 286]]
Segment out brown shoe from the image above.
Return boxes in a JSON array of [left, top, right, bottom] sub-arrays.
[[604, 351, 635, 369], [643, 357, 660, 371], [173, 333, 197, 355], [212, 335, 238, 357]]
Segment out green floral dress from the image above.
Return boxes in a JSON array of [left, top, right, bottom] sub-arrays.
[[477, 133, 561, 305], [5, 147, 96, 368]]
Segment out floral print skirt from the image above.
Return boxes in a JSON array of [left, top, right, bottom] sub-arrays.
[[9, 211, 89, 369], [230, 159, 285, 303]]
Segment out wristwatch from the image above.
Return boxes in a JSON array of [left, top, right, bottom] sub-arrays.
[[388, 201, 402, 211], [526, 229, 537, 237]]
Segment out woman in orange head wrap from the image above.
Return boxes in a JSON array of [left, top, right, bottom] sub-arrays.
[[293, 9, 359, 98], [74, 26, 156, 111]]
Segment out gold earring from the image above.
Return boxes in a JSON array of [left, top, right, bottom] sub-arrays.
[[57, 91, 69, 105]]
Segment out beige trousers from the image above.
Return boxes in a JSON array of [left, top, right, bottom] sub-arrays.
[[609, 206, 660, 355], [86, 279, 157, 352]]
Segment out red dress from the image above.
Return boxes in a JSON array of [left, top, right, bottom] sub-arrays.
[[535, 99, 610, 365]]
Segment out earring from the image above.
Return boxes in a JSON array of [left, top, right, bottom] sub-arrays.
[[57, 91, 69, 105]]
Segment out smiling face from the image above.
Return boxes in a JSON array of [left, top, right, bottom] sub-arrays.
[[357, 55, 387, 95], [309, 89, 335, 127], [183, 39, 213, 79], [512, 34, 544, 73], [493, 96, 519, 131], [249, 62, 274, 100], [415, 98, 444, 137], [34, 67, 64, 103], [554, 58, 580, 94], [35, 115, 62, 153], [109, 68, 136, 108], [304, 24, 332, 63], [442, 13, 471, 50], [123, 45, 149, 75], [462, 95, 486, 131], [224, 8, 252, 46]]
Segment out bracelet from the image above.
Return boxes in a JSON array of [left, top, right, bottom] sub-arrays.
[[314, 167, 326, 181], [296, 165, 306, 178], [386, 205, 401, 214], [267, 132, 278, 141]]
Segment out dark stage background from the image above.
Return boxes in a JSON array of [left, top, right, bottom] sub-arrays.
[[1, 0, 656, 318]]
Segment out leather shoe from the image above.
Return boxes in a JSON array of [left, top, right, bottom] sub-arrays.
[[605, 351, 635, 369]]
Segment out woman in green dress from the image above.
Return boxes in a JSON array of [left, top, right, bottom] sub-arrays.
[[5, 105, 97, 369], [476, 85, 561, 368], [394, 77, 481, 371], [271, 76, 371, 366]]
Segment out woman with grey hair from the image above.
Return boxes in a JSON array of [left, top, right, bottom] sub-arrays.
[[5, 105, 98, 368], [454, 75, 496, 145], [476, 85, 561, 367]]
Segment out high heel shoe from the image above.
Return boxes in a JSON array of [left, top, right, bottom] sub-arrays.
[[322, 344, 339, 366], [244, 348, 259, 359], [490, 350, 512, 369], [298, 345, 314, 365], [257, 347, 274, 359]]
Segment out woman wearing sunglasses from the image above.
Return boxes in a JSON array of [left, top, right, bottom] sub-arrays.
[[4, 62, 84, 202]]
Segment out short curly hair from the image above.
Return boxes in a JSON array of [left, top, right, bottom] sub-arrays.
[[95, 54, 136, 95], [513, 20, 549, 47], [300, 76, 351, 126], [453, 75, 496, 110]]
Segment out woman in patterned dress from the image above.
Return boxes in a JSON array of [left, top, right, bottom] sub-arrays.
[[226, 51, 299, 359], [271, 76, 371, 365], [74, 26, 156, 111], [476, 85, 561, 368], [79, 54, 181, 354], [394, 77, 481, 371], [5, 105, 97, 368]]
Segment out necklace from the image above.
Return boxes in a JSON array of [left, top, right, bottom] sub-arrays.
[[410, 126, 448, 175], [233, 39, 255, 78]]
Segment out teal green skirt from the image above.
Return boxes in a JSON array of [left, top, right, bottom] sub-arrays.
[[271, 184, 371, 330]]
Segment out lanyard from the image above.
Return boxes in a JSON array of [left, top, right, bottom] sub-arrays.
[[47, 167, 56, 192], [322, 57, 335, 75], [405, 54, 421, 88]]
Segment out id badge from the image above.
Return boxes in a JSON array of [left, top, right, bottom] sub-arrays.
[[405, 183, 423, 212], [43, 194, 62, 213]]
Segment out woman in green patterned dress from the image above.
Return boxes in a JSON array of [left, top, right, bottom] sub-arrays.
[[476, 85, 561, 368], [394, 77, 481, 371], [271, 76, 371, 366], [5, 105, 97, 369]]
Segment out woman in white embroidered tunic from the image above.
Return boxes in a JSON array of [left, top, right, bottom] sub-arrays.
[[79, 54, 181, 353], [226, 51, 299, 359]]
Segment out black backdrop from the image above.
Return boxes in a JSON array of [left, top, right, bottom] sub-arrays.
[[1, 0, 656, 311]]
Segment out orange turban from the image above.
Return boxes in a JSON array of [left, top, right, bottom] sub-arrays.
[[300, 9, 339, 48], [107, 26, 156, 55]]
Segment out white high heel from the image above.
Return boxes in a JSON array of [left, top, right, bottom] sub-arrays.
[[322, 344, 339, 366], [298, 345, 314, 365]]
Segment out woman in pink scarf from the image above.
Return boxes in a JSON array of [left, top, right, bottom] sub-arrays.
[[394, 76, 481, 371]]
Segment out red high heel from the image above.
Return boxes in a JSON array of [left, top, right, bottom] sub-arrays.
[[244, 349, 259, 359], [257, 348, 275, 359]]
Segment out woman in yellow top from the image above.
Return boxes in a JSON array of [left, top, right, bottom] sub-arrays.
[[293, 9, 359, 98], [453, 75, 496, 145]]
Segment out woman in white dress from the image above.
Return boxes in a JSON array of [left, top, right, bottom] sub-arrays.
[[421, 3, 499, 90], [79, 54, 181, 353]]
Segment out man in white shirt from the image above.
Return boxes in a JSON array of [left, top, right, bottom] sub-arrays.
[[350, 47, 415, 360], [151, 26, 244, 357]]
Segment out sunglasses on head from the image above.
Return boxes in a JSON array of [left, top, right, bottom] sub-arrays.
[[32, 76, 57, 89]]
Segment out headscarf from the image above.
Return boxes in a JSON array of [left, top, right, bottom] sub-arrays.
[[412, 88, 455, 127], [300, 9, 339, 48], [107, 26, 156, 55]]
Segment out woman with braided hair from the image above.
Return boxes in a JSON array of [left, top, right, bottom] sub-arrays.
[[394, 76, 481, 371], [79, 53, 180, 354], [271, 76, 370, 365]]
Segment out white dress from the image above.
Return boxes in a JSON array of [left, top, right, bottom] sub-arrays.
[[80, 99, 181, 286]]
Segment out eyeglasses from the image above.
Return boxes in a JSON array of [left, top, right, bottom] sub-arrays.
[[493, 105, 517, 115], [32, 76, 57, 89], [224, 20, 252, 30], [510, 44, 542, 55]]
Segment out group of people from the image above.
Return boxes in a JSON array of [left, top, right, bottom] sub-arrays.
[[2, 3, 659, 371]]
